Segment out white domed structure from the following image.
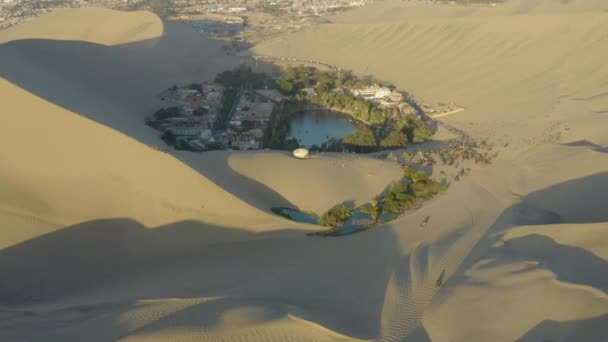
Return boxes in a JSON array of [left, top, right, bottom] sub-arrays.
[[292, 148, 310, 159]]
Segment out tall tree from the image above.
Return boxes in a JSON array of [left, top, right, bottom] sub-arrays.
[[149, 0, 174, 19]]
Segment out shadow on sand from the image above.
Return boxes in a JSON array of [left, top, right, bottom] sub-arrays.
[[563, 139, 608, 153], [516, 313, 608, 342], [430, 172, 608, 339], [0, 216, 401, 340], [0, 19, 280, 145], [178, 151, 299, 212], [0, 20, 290, 213]]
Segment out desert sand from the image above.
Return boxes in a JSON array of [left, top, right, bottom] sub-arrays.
[[1, 1, 607, 341]]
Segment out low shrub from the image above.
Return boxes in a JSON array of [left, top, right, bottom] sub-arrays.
[[319, 205, 352, 227]]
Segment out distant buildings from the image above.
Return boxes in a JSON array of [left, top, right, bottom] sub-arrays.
[[230, 92, 275, 128], [254, 89, 285, 103], [227, 7, 248, 13], [353, 86, 393, 99]]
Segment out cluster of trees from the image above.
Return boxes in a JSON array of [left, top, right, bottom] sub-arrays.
[[147, 0, 176, 18], [188, 83, 203, 92], [273, 65, 433, 151], [307, 92, 389, 125], [153, 106, 181, 120], [276, 65, 396, 96], [343, 125, 378, 153], [310, 168, 445, 236], [381, 168, 446, 214], [261, 102, 300, 150], [318, 205, 352, 227], [404, 168, 447, 200], [401, 116, 433, 144], [215, 66, 273, 90], [160, 130, 200, 151], [276, 66, 337, 95], [193, 106, 209, 116], [153, 105, 210, 120], [341, 115, 432, 153], [214, 88, 238, 130], [310, 137, 344, 153]]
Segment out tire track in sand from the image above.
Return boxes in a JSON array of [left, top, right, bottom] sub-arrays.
[[380, 184, 501, 341]]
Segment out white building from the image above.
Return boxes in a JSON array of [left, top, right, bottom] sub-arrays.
[[353, 86, 393, 99], [374, 87, 393, 99], [228, 7, 247, 13]]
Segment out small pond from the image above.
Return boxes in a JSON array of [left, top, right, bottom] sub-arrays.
[[273, 206, 399, 237], [287, 110, 357, 148]]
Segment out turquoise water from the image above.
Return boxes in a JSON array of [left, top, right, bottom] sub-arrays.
[[273, 206, 396, 236], [287, 111, 356, 148], [338, 210, 373, 235]]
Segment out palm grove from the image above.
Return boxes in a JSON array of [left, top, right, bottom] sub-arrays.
[[270, 65, 433, 152]]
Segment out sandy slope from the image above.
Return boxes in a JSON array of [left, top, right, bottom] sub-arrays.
[[254, 0, 608, 340], [0, 8, 240, 145], [0, 7, 162, 46], [0, 8, 413, 341], [179, 151, 403, 215], [1, 1, 608, 341]]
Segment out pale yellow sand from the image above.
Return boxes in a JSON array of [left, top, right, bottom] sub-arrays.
[[1, 2, 608, 341]]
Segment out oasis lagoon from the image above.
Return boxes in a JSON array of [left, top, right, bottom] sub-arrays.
[[287, 110, 357, 148]]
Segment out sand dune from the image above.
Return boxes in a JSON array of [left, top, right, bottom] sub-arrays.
[[179, 151, 403, 214], [256, 0, 608, 153], [254, 0, 608, 339], [0, 8, 241, 145], [1, 1, 608, 341]]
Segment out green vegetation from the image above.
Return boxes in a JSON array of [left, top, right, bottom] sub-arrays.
[[188, 83, 203, 92], [273, 65, 433, 151], [276, 77, 295, 95], [308, 92, 389, 125], [160, 130, 176, 146], [360, 201, 380, 223], [343, 125, 378, 153], [193, 106, 209, 116], [318, 205, 352, 227], [308, 168, 446, 237], [380, 128, 409, 148], [154, 106, 181, 120], [404, 168, 447, 200], [402, 116, 433, 143], [148, 0, 175, 19], [382, 181, 416, 214], [214, 88, 238, 130], [215, 65, 273, 90], [262, 102, 300, 150]]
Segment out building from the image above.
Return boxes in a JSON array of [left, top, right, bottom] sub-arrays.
[[375, 87, 393, 99], [254, 89, 285, 103], [301, 88, 318, 97], [229, 130, 263, 150], [352, 87, 376, 98], [353, 86, 393, 99], [230, 98, 274, 128], [170, 127, 201, 138], [228, 7, 247, 13], [177, 88, 199, 99], [389, 92, 404, 102], [181, 106, 194, 116]]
